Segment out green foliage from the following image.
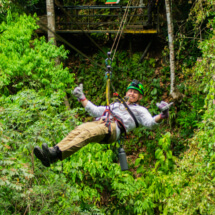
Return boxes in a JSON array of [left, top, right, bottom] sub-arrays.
[[0, 89, 84, 214], [154, 132, 175, 173], [0, 0, 11, 13], [0, 13, 74, 97], [176, 94, 204, 137], [0, 2, 215, 214], [64, 137, 175, 214], [0, 12, 82, 214], [68, 14, 215, 214], [163, 109, 215, 214], [163, 16, 215, 215]]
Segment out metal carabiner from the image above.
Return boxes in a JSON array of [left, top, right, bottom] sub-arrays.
[[105, 51, 112, 67]]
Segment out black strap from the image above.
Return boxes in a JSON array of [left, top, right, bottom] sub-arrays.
[[116, 94, 139, 128], [102, 107, 115, 142], [110, 83, 139, 128]]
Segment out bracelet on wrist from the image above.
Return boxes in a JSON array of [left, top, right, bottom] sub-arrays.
[[79, 97, 86, 102], [160, 113, 165, 119]]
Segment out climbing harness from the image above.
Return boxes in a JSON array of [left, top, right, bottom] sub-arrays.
[[102, 106, 126, 143]]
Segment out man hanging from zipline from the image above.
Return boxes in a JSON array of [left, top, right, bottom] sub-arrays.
[[34, 80, 172, 167]]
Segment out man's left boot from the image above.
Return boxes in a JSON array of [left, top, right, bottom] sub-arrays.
[[42, 143, 62, 164]]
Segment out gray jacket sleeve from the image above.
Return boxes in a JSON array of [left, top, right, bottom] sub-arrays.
[[85, 101, 106, 118], [138, 107, 159, 129]]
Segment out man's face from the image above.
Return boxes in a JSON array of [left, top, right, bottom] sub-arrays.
[[126, 89, 142, 103]]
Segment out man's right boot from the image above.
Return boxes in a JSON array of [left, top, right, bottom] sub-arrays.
[[42, 143, 61, 164], [34, 146, 50, 167]]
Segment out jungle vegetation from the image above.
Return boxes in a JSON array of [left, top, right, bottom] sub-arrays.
[[0, 0, 215, 214]]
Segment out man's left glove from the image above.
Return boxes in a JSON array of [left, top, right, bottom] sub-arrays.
[[156, 101, 174, 119], [72, 83, 86, 102]]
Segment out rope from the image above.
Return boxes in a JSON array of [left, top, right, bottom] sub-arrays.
[[111, 0, 131, 61], [104, 0, 131, 106], [106, 77, 111, 106], [110, 0, 131, 53]]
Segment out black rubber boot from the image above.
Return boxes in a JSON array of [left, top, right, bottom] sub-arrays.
[[42, 143, 61, 164], [34, 146, 50, 167]]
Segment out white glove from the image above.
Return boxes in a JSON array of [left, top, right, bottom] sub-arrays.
[[72, 84, 86, 101], [156, 101, 173, 119]]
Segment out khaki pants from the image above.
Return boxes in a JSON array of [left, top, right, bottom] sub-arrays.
[[56, 120, 117, 160]]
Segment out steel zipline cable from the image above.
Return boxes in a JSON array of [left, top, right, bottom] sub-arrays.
[[105, 0, 132, 105], [110, 0, 131, 61]]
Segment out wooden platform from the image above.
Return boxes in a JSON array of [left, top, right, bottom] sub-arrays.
[[37, 4, 159, 35]]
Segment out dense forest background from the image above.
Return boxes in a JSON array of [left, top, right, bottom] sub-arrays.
[[0, 0, 215, 214]]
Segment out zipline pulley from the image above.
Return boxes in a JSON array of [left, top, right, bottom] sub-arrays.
[[105, 51, 112, 67]]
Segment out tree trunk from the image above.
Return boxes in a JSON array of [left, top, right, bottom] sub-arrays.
[[46, 0, 56, 45], [46, 0, 71, 110], [165, 0, 183, 101], [165, 0, 175, 96]]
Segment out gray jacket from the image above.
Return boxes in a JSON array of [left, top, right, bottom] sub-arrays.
[[85, 101, 159, 139]]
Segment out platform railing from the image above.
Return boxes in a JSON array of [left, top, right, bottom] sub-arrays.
[[55, 4, 159, 34]]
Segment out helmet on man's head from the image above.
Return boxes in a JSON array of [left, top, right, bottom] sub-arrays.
[[126, 79, 144, 95]]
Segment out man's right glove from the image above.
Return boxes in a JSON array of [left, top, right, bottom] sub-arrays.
[[71, 84, 86, 102], [156, 101, 174, 119]]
